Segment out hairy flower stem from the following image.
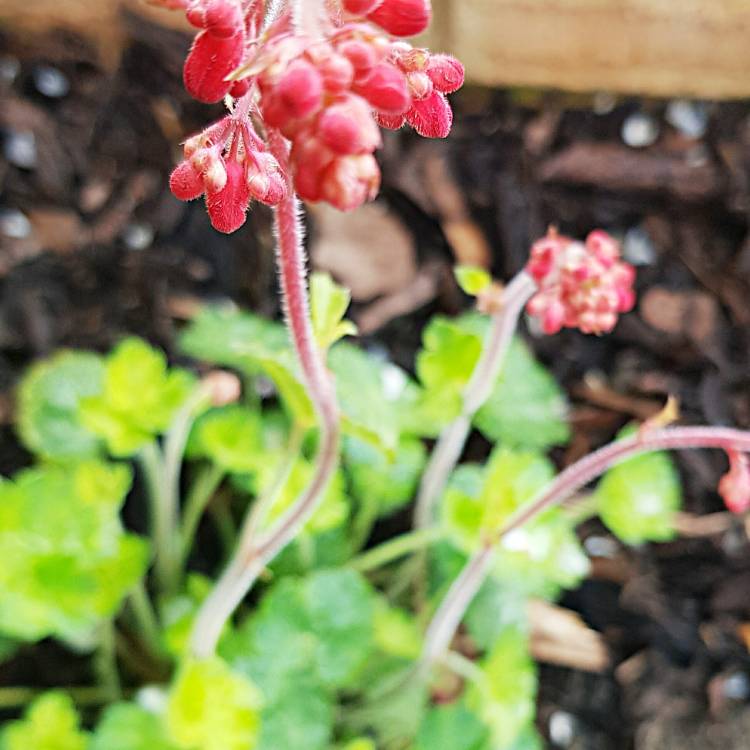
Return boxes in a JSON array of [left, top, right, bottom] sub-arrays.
[[421, 426, 750, 668], [189, 132, 340, 658], [414, 272, 537, 529]]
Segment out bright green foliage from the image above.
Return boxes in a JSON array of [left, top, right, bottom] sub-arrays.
[[454, 265, 492, 296], [1, 692, 89, 750], [328, 342, 411, 454], [17, 350, 104, 461], [479, 449, 555, 533], [188, 405, 264, 474], [340, 739, 376, 750], [91, 703, 178, 750], [310, 272, 357, 350], [597, 445, 681, 544], [474, 337, 570, 450], [224, 568, 376, 696], [0, 461, 148, 642], [261, 459, 348, 535], [442, 450, 588, 599], [180, 307, 414, 452], [467, 627, 537, 750], [414, 704, 489, 750], [79, 338, 197, 456], [343, 435, 426, 517], [373, 601, 421, 660], [255, 674, 333, 750], [415, 316, 481, 423], [166, 658, 262, 750], [180, 306, 314, 426], [161, 574, 214, 658], [410, 316, 569, 447]]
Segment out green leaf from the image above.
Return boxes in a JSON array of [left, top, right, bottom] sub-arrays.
[[166, 658, 262, 750], [373, 602, 422, 660], [0, 461, 149, 643], [454, 265, 492, 296], [414, 704, 489, 750], [92, 703, 178, 750], [329, 343, 412, 454], [260, 459, 349, 535], [343, 435, 426, 517], [161, 574, 215, 658], [1, 692, 88, 750], [311, 272, 357, 350], [224, 569, 376, 695], [467, 627, 537, 750], [80, 338, 197, 456], [474, 337, 570, 450], [17, 350, 104, 460], [179, 307, 314, 427], [442, 451, 588, 598], [256, 674, 333, 750], [188, 405, 264, 474], [597, 446, 681, 544]]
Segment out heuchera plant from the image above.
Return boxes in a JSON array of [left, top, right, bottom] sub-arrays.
[[3, 0, 750, 748]]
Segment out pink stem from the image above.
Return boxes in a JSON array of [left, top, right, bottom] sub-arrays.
[[421, 426, 750, 666], [190, 131, 340, 658], [414, 271, 537, 529]]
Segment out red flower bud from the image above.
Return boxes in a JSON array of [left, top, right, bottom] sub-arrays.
[[719, 450, 750, 514], [342, 0, 384, 15], [355, 63, 410, 114], [376, 112, 406, 130], [336, 39, 378, 76], [186, 0, 244, 38], [206, 160, 250, 233], [170, 160, 205, 201], [321, 154, 380, 211], [229, 79, 252, 98], [406, 90, 452, 138], [183, 29, 245, 103], [426, 54, 464, 94], [318, 96, 382, 154], [366, 0, 431, 37]]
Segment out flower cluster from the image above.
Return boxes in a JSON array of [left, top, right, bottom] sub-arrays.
[[169, 116, 287, 233], [718, 449, 750, 514], [525, 228, 636, 335], [155, 0, 464, 230]]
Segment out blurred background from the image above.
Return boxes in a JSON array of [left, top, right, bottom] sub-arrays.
[[2, 1, 750, 747]]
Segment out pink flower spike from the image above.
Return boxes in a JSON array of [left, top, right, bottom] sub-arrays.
[[406, 90, 453, 138], [170, 160, 205, 201], [366, 0, 432, 36], [206, 160, 250, 233], [718, 449, 750, 514], [426, 54, 464, 94], [183, 29, 245, 103]]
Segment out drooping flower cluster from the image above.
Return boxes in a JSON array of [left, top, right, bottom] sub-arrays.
[[525, 228, 636, 335], [153, 0, 464, 231], [718, 449, 750, 514], [169, 116, 287, 232]]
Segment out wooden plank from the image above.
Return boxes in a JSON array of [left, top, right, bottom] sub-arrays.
[[2, 0, 750, 98], [432, 0, 750, 99]]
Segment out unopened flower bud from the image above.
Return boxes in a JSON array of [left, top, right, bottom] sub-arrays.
[[186, 0, 244, 37], [183, 29, 245, 103], [342, 0, 384, 15], [366, 0, 432, 37], [355, 62, 410, 114], [336, 39, 378, 76], [318, 95, 382, 154], [170, 160, 205, 201], [406, 70, 433, 100], [206, 159, 250, 233], [321, 154, 380, 211], [426, 53, 464, 93], [203, 157, 229, 193], [719, 450, 750, 514], [200, 370, 242, 406], [406, 89, 453, 138]]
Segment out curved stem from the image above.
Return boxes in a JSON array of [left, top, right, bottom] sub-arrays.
[[414, 272, 537, 529], [349, 528, 442, 574], [421, 426, 750, 667], [180, 464, 226, 564], [189, 132, 340, 657]]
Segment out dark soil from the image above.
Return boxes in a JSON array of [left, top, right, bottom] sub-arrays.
[[2, 12, 750, 749]]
